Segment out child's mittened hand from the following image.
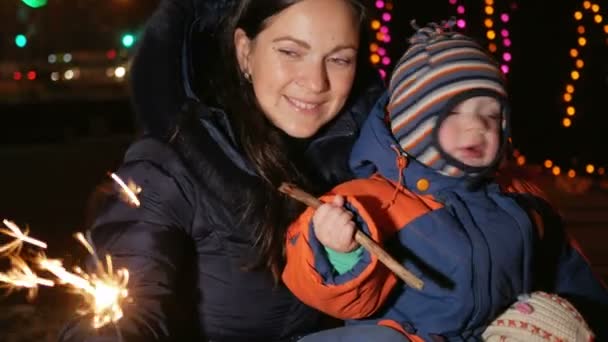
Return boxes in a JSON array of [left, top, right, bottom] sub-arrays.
[[312, 195, 359, 253], [482, 291, 594, 341]]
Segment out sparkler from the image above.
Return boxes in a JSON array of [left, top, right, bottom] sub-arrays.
[[37, 244, 130, 330], [0, 172, 140, 338], [0, 226, 131, 333], [0, 219, 47, 256], [0, 220, 53, 300], [109, 172, 141, 208], [0, 255, 54, 300]]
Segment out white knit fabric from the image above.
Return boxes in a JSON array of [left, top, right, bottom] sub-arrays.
[[482, 292, 594, 342]]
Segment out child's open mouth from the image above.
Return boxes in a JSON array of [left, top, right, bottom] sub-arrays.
[[459, 145, 484, 159]]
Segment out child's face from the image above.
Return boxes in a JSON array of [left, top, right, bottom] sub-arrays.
[[437, 96, 502, 168]]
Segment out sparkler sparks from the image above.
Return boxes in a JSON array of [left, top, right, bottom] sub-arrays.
[[0, 223, 131, 330], [0, 219, 47, 255], [0, 171, 140, 333], [109, 172, 141, 207], [38, 250, 130, 329], [0, 220, 54, 299], [0, 255, 54, 300]]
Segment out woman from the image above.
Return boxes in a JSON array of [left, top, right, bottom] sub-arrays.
[[58, 0, 382, 341]]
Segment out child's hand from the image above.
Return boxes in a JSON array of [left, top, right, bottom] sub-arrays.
[[312, 195, 360, 253]]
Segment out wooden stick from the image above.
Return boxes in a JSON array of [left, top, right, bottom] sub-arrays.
[[279, 183, 424, 290]]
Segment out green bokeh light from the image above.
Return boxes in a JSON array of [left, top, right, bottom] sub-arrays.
[[15, 34, 27, 48], [121, 34, 135, 48], [21, 0, 48, 9]]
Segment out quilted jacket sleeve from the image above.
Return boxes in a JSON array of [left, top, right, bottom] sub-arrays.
[[58, 139, 198, 342]]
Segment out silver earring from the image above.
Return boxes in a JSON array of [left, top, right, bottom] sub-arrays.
[[243, 71, 252, 82]]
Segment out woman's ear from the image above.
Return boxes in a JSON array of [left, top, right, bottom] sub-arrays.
[[234, 28, 252, 73]]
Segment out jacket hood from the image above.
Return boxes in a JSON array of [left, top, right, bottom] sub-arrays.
[[128, 0, 237, 139], [349, 92, 487, 195]]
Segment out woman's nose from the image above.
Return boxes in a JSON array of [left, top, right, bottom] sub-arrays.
[[298, 62, 329, 93]]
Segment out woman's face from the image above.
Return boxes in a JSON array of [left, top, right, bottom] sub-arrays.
[[235, 0, 360, 138]]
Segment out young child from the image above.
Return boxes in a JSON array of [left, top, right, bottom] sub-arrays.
[[283, 23, 608, 341]]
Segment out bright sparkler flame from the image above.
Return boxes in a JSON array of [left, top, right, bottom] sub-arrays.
[[37, 233, 130, 329], [0, 219, 47, 256], [0, 219, 131, 330], [0, 255, 54, 300], [0, 172, 141, 332], [0, 220, 53, 299], [109, 172, 141, 207]]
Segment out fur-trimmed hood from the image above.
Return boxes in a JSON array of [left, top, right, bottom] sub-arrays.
[[129, 0, 238, 138]]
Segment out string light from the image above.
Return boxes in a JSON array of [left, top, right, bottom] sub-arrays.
[[448, 0, 468, 30], [481, 0, 515, 75], [369, 0, 393, 79], [442, 1, 607, 182], [530, 0, 608, 184], [561, 1, 606, 128]]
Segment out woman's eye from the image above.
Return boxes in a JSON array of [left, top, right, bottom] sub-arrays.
[[329, 57, 352, 66], [278, 49, 299, 58]]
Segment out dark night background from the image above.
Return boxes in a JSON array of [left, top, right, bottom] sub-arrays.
[[0, 1, 607, 340]]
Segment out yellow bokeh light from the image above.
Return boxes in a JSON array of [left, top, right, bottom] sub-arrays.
[[577, 25, 586, 34], [369, 43, 378, 52], [376, 32, 384, 41], [575, 59, 584, 69], [516, 155, 526, 166], [586, 164, 595, 174], [566, 84, 575, 93], [571, 70, 580, 80], [552, 166, 561, 176], [544, 160, 553, 168], [563, 118, 572, 127], [578, 37, 587, 46], [485, 6, 494, 15], [583, 1, 591, 9], [568, 169, 576, 178], [486, 30, 496, 40], [566, 106, 576, 116], [485, 19, 494, 28], [563, 93, 573, 102], [371, 20, 381, 30], [370, 54, 380, 64], [574, 11, 583, 20], [485, 0, 494, 5], [594, 14, 603, 23], [591, 4, 600, 12], [604, 25, 608, 33], [488, 43, 497, 52], [570, 48, 579, 58]]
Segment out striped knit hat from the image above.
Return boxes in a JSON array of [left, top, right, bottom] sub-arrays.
[[388, 21, 509, 177]]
